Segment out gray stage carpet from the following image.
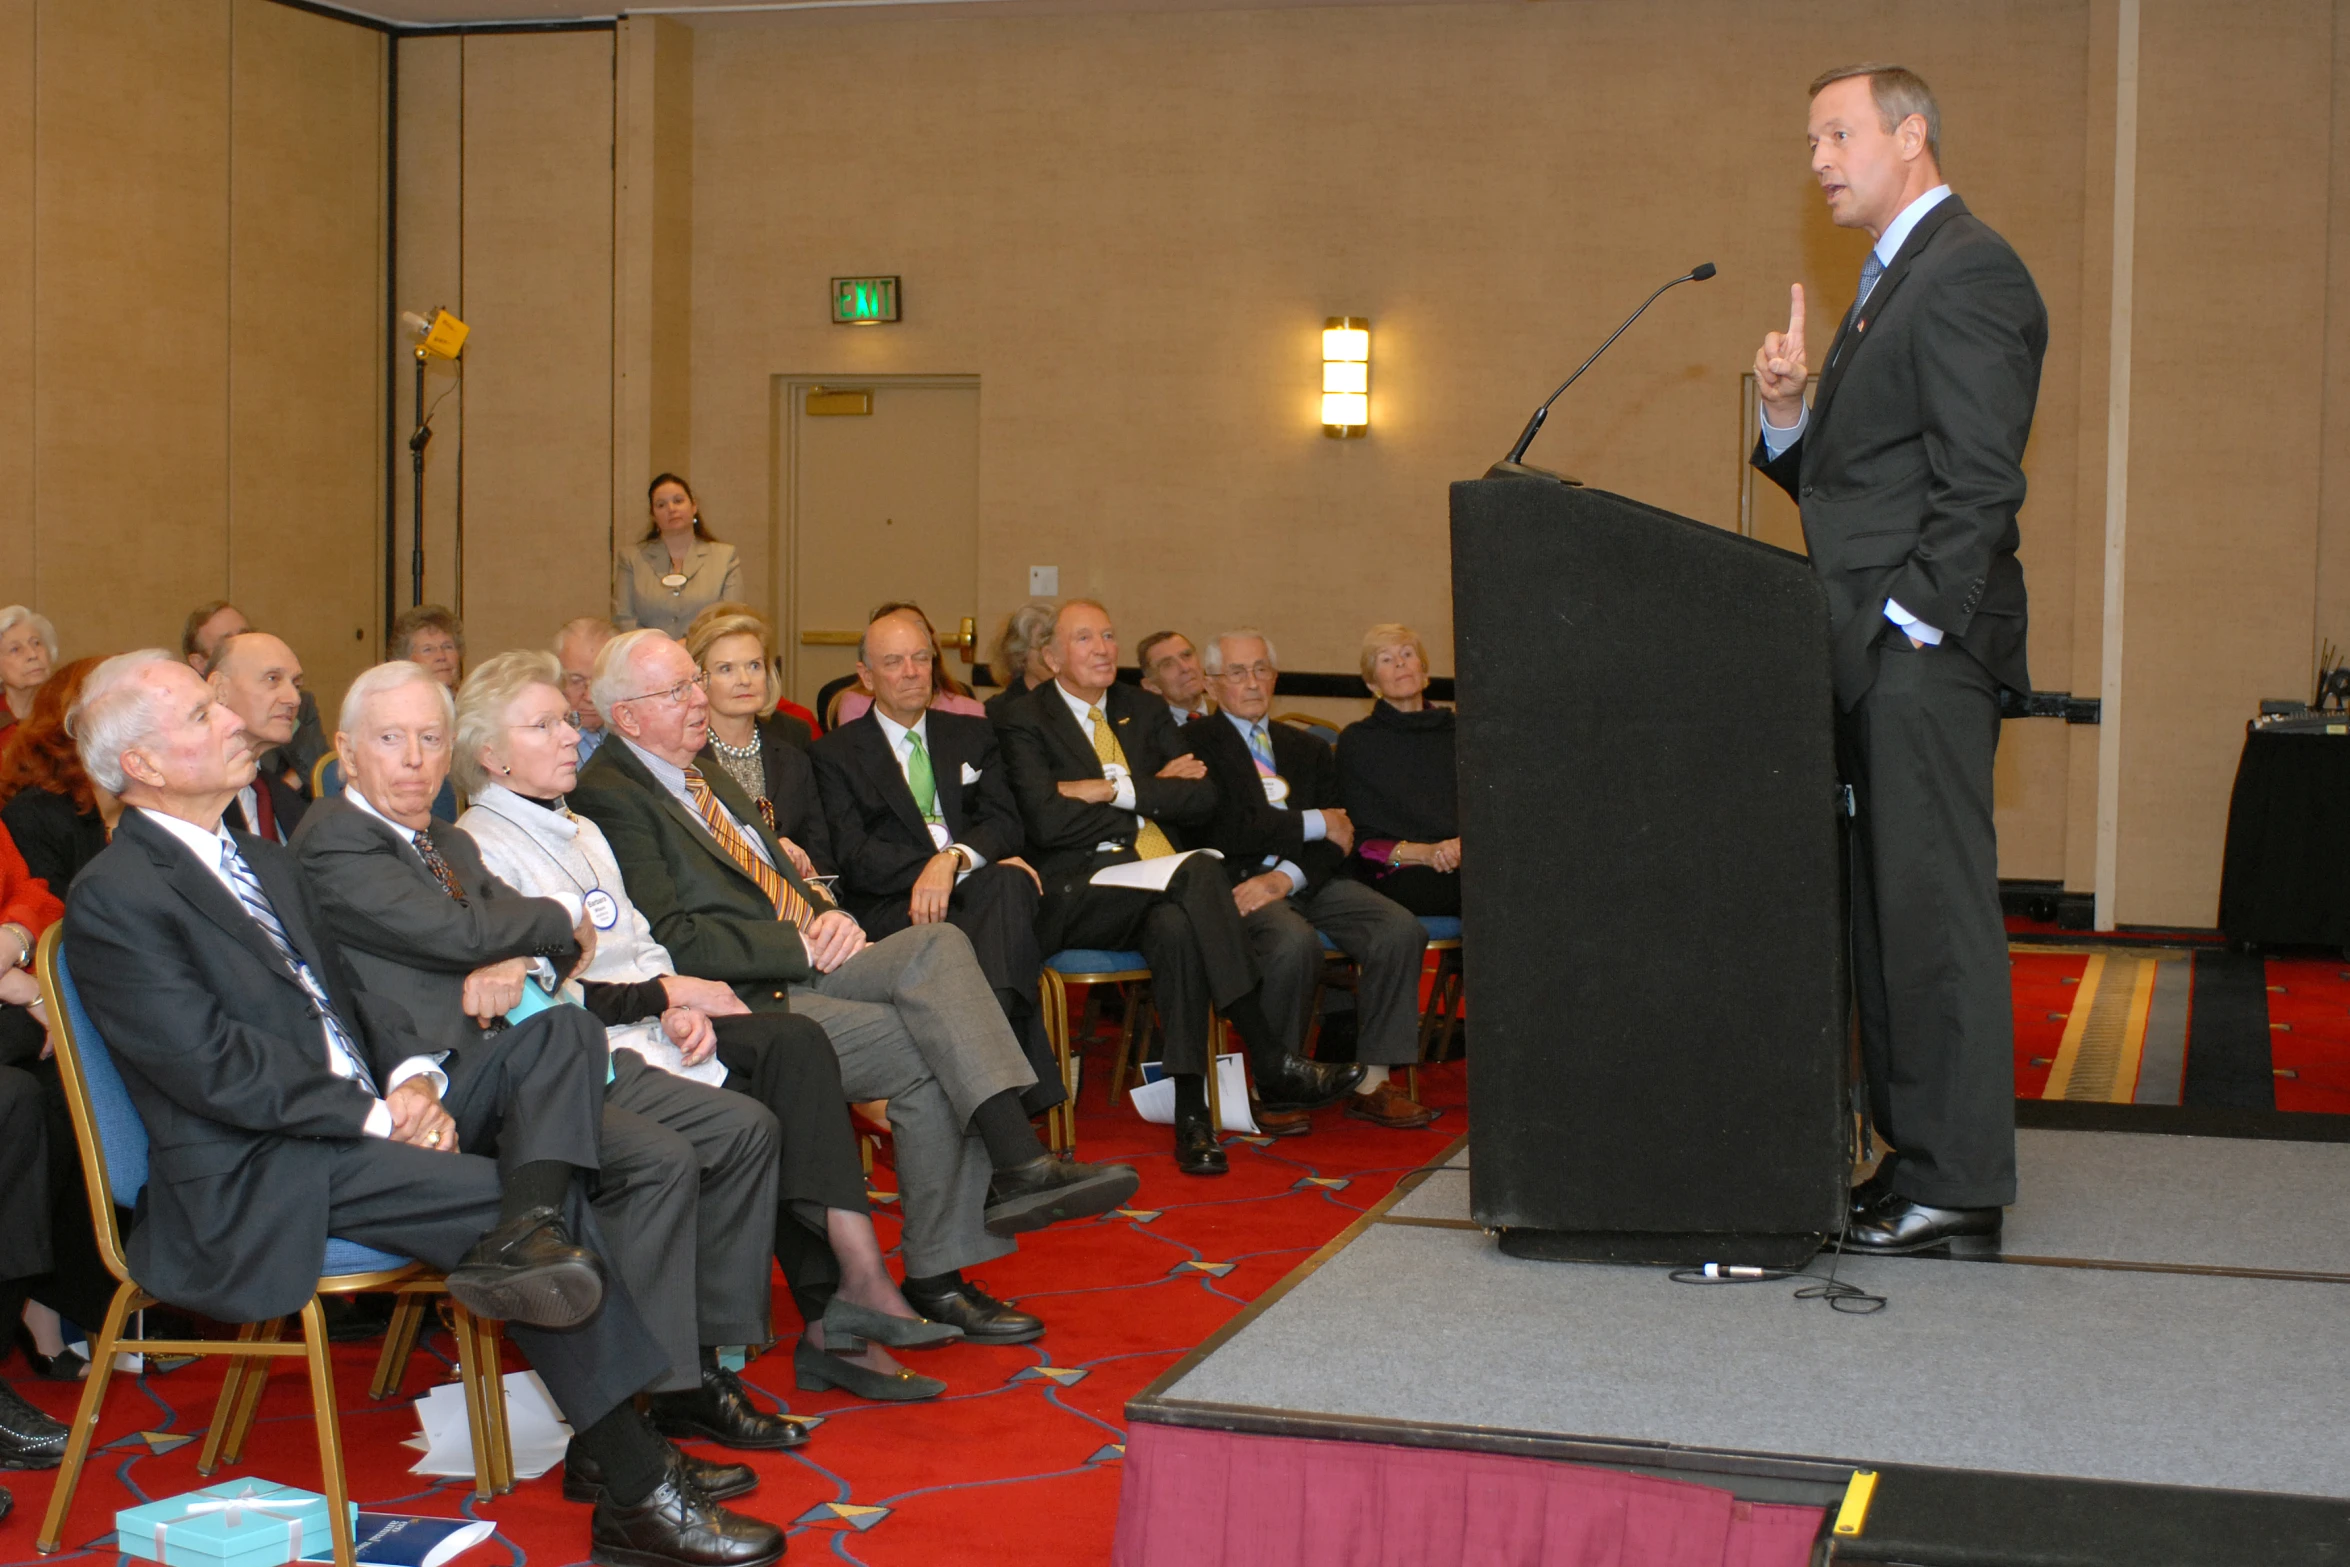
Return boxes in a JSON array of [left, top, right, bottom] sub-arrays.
[[1158, 1129, 2350, 1500]]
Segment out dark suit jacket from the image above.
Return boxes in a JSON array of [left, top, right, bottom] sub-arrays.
[[995, 680, 1216, 950], [1752, 194, 2046, 710], [1, 787, 109, 897], [1183, 712, 1344, 893], [570, 736, 831, 1007], [698, 713, 834, 876], [289, 794, 579, 1055], [223, 773, 309, 846], [808, 709, 1026, 928], [63, 807, 430, 1323]]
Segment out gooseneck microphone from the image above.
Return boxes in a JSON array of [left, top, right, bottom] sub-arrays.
[[1486, 261, 1718, 483]]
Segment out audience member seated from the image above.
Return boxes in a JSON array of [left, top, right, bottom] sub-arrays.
[[832, 604, 986, 726], [685, 609, 831, 864], [382, 608, 465, 820], [207, 633, 311, 845], [1338, 623, 1461, 918], [291, 662, 801, 1457], [1137, 631, 1212, 726], [457, 652, 960, 1401], [982, 599, 1057, 722], [617, 474, 743, 638], [996, 600, 1361, 1177], [0, 821, 75, 1469], [0, 658, 118, 893], [63, 651, 780, 1567], [572, 629, 1137, 1341], [1190, 631, 1435, 1130], [183, 601, 327, 790], [0, 607, 56, 737], [555, 616, 620, 765], [681, 603, 821, 740], [809, 606, 1060, 1112]]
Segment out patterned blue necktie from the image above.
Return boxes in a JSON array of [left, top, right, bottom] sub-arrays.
[[218, 836, 380, 1095], [1848, 252, 1885, 333], [1246, 722, 1277, 772]]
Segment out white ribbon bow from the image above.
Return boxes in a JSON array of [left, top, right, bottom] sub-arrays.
[[145, 1485, 314, 1560]]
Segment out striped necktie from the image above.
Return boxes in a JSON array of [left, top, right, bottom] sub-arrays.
[[218, 836, 379, 1095], [1835, 251, 1885, 366], [683, 765, 816, 928], [1087, 705, 1176, 859]]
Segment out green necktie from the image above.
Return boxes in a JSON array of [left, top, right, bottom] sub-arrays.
[[904, 730, 943, 823]]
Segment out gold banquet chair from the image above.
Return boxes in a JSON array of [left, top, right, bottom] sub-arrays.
[[32, 930, 513, 1567]]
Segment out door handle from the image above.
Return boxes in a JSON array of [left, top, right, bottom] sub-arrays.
[[799, 631, 862, 647], [953, 617, 976, 661]]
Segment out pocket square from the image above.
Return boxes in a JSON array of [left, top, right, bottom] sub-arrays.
[[960, 763, 982, 784]]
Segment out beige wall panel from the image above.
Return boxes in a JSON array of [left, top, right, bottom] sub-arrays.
[[0, 0, 31, 605], [687, 2, 2089, 691], [457, 31, 614, 657], [2319, 0, 2350, 670], [35, 0, 232, 660], [1993, 718, 2070, 881], [229, 0, 384, 708], [393, 35, 464, 621], [650, 18, 693, 479], [2115, 0, 2332, 926]]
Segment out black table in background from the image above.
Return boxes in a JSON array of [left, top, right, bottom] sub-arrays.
[[2217, 727, 2350, 950]]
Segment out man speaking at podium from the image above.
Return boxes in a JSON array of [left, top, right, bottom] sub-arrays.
[[1750, 64, 2046, 1255]]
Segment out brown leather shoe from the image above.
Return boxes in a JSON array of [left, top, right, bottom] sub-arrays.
[[1253, 1107, 1312, 1138], [1345, 1081, 1436, 1129]]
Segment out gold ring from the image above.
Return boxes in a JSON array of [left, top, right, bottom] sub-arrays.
[[425, 1131, 441, 1146]]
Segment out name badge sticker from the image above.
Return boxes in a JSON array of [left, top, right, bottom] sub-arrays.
[[1261, 775, 1290, 805], [659, 572, 689, 590], [583, 889, 622, 930]]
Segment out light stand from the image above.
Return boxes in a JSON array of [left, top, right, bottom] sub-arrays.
[[401, 307, 469, 609]]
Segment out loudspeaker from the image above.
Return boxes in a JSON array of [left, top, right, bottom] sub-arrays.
[[1453, 478, 1846, 1267]]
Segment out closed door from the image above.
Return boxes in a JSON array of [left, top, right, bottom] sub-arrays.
[[780, 378, 981, 713]]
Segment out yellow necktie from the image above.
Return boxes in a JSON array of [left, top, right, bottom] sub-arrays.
[[684, 765, 816, 928], [1089, 705, 1176, 860]]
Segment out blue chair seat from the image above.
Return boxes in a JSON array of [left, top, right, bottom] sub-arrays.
[[322, 1239, 413, 1279], [1046, 948, 1149, 976], [1417, 916, 1462, 942]]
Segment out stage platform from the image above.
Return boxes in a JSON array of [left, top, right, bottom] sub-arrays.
[[1118, 1112, 2350, 1566]]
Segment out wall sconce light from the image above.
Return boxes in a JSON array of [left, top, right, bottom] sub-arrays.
[[1322, 316, 1369, 438]]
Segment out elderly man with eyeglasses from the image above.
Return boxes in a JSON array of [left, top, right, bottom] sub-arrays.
[[569, 630, 1139, 1346]]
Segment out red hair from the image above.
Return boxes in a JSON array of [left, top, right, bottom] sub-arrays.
[[0, 656, 103, 814]]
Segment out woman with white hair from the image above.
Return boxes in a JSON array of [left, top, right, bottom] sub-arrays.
[[0, 607, 57, 736], [454, 651, 954, 1401], [1336, 622, 1462, 918]]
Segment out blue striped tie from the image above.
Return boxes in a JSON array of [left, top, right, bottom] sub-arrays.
[[219, 837, 380, 1096]]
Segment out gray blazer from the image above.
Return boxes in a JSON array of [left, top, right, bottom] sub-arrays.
[[613, 536, 744, 638]]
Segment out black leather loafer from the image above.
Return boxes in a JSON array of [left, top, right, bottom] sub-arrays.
[[446, 1205, 606, 1331], [983, 1156, 1141, 1236], [1837, 1196, 2002, 1257], [1253, 1055, 1366, 1112], [564, 1439, 758, 1504], [649, 1350, 805, 1450], [899, 1278, 1044, 1345], [1175, 1112, 1228, 1177], [0, 1384, 66, 1470], [588, 1455, 785, 1567]]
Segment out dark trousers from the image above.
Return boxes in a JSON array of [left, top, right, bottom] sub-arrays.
[[0, 1065, 47, 1286], [860, 863, 1062, 1112], [1051, 856, 1258, 1075], [317, 1137, 669, 1433], [1348, 862, 1460, 918], [1248, 879, 1427, 1066], [0, 1056, 119, 1332], [1839, 639, 2017, 1210], [710, 1011, 868, 1326], [437, 1006, 610, 1175]]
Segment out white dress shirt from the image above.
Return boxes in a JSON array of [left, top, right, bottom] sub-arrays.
[[1055, 681, 1141, 813], [872, 709, 986, 874], [1222, 711, 1325, 896], [144, 806, 443, 1137], [620, 736, 777, 869], [1759, 183, 1954, 646]]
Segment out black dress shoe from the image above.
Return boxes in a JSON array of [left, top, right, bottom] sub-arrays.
[[564, 1438, 758, 1503], [1174, 1111, 1228, 1177], [899, 1278, 1044, 1345], [1838, 1196, 2002, 1257], [447, 1205, 606, 1331], [649, 1349, 806, 1450], [12, 1327, 84, 1382], [1848, 1158, 1900, 1221], [1253, 1055, 1366, 1112], [983, 1156, 1141, 1236], [588, 1454, 785, 1567], [0, 1382, 67, 1470]]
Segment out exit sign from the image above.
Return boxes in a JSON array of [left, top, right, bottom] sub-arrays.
[[831, 276, 901, 325]]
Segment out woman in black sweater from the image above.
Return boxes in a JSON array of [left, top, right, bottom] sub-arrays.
[[1336, 625, 1461, 918]]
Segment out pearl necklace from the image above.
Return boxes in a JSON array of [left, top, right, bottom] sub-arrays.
[[708, 727, 762, 761]]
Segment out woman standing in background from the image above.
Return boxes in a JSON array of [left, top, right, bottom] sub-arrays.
[[615, 473, 744, 637]]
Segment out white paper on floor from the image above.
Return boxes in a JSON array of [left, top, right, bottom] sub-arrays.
[[407, 1370, 571, 1480], [1129, 1052, 1259, 1134]]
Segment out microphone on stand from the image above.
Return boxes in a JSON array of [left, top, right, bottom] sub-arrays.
[[1486, 261, 1717, 484]]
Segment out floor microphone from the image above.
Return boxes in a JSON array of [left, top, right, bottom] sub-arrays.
[[1486, 262, 1718, 484]]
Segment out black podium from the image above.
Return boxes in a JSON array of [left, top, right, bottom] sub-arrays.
[[1453, 478, 1847, 1267]]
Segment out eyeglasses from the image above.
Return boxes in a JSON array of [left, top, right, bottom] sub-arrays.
[[506, 714, 579, 738], [616, 672, 706, 706]]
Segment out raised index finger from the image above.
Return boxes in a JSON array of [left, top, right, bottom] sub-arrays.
[[1787, 283, 1806, 346]]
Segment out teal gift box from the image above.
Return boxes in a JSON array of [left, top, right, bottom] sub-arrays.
[[118, 1480, 354, 1567]]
